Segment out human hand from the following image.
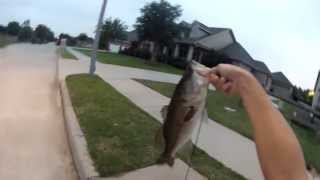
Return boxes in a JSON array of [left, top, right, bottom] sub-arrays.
[[198, 64, 255, 96]]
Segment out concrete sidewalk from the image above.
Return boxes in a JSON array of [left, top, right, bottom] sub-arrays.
[[101, 159, 206, 180], [66, 47, 182, 84], [0, 44, 77, 180]]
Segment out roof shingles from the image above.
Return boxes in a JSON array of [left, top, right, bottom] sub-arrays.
[[272, 72, 293, 87]]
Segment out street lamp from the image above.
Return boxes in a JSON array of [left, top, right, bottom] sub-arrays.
[[90, 0, 108, 75]]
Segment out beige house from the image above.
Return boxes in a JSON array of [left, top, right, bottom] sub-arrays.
[[168, 21, 272, 90], [269, 72, 293, 100]]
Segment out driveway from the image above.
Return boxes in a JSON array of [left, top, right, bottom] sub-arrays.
[[0, 44, 77, 180]]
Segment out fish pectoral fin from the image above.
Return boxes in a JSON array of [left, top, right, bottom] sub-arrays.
[[184, 106, 196, 122], [203, 108, 209, 123], [178, 140, 194, 159], [161, 105, 169, 120], [155, 127, 164, 148]]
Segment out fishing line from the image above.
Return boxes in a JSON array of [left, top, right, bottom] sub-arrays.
[[184, 108, 206, 180]]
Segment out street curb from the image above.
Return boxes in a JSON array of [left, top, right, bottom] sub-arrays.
[[60, 81, 99, 180]]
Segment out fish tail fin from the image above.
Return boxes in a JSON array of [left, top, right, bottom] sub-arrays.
[[157, 154, 175, 167]]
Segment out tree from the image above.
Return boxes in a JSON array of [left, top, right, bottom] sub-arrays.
[[99, 18, 128, 50], [34, 24, 54, 43], [18, 26, 33, 42], [7, 21, 21, 36], [77, 33, 88, 42], [21, 20, 30, 27], [135, 0, 182, 62], [59, 33, 77, 46], [0, 25, 6, 34], [292, 86, 313, 105]]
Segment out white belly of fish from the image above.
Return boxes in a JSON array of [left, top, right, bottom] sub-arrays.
[[171, 102, 206, 156]]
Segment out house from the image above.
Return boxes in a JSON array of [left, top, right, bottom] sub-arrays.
[[270, 72, 293, 100], [168, 20, 272, 90], [105, 30, 139, 53], [123, 20, 272, 90], [312, 71, 320, 111]]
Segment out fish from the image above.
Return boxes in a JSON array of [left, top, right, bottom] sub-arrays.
[[156, 60, 210, 166]]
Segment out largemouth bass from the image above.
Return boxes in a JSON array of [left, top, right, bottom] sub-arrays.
[[156, 60, 209, 166]]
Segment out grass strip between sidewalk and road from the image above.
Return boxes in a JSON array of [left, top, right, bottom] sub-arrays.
[[66, 74, 245, 179], [61, 48, 77, 60], [134, 79, 320, 172], [74, 48, 183, 75]]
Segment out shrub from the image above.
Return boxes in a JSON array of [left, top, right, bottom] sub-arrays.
[[120, 47, 151, 60], [136, 48, 151, 60], [167, 57, 188, 69]]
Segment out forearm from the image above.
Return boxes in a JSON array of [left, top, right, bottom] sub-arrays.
[[239, 74, 307, 180]]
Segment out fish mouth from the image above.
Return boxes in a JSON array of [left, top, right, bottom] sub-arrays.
[[190, 60, 210, 74], [190, 61, 210, 87], [191, 60, 207, 69]]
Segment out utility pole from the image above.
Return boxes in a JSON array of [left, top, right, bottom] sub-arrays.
[[90, 0, 108, 75]]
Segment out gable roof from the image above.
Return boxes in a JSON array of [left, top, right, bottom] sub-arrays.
[[314, 71, 320, 92], [177, 21, 271, 75], [193, 20, 229, 35], [219, 42, 252, 62], [175, 21, 230, 45], [251, 60, 271, 74], [272, 72, 293, 87], [219, 43, 271, 74], [208, 27, 230, 35]]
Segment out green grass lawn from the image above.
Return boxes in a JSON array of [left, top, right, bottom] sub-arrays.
[[66, 74, 245, 179], [135, 79, 320, 172], [61, 48, 77, 60], [74, 48, 183, 75]]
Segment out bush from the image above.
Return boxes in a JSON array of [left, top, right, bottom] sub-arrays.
[[120, 48, 151, 60], [167, 57, 188, 69], [136, 49, 151, 60], [66, 38, 77, 46]]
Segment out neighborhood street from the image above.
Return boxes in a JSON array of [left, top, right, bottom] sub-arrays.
[[0, 44, 77, 180]]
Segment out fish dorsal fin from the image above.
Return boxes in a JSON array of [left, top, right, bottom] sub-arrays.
[[161, 105, 169, 119]]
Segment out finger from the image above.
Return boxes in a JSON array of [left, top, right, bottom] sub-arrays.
[[214, 77, 225, 91], [208, 73, 219, 84], [220, 77, 227, 84], [222, 82, 232, 93], [210, 67, 220, 77]]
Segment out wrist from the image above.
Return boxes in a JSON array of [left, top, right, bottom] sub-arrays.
[[237, 71, 261, 99]]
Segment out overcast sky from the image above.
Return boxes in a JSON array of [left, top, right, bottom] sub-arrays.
[[1, 0, 319, 89]]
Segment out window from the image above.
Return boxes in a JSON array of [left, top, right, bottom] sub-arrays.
[[179, 44, 189, 58], [193, 48, 200, 61]]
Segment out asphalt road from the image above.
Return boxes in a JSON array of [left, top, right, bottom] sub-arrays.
[[0, 43, 77, 180]]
